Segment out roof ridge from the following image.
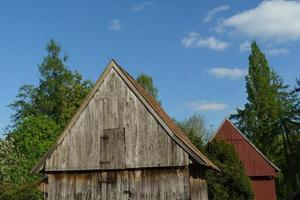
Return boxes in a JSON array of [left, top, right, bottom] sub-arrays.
[[31, 59, 115, 173], [115, 63, 219, 171], [211, 118, 279, 172], [32, 59, 219, 173]]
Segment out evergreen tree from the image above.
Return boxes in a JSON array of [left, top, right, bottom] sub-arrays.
[[10, 40, 93, 128], [0, 40, 93, 199], [5, 40, 93, 182]]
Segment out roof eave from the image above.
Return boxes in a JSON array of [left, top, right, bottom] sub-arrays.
[[210, 118, 280, 172], [32, 59, 220, 173]]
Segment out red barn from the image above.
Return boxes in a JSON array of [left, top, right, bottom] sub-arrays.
[[210, 118, 279, 200]]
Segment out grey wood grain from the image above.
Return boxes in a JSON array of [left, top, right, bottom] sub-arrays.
[[45, 69, 188, 171], [47, 168, 191, 200]]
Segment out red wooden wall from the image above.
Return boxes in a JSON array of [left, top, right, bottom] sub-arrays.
[[213, 119, 278, 200], [252, 177, 277, 200]]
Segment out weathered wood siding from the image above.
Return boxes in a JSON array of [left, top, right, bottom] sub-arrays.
[[47, 168, 190, 200], [45, 68, 189, 171], [189, 165, 208, 200]]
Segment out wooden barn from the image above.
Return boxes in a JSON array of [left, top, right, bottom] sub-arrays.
[[32, 59, 219, 200], [210, 118, 279, 200]]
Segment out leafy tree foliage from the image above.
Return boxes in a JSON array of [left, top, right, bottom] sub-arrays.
[[0, 40, 93, 199], [10, 40, 92, 127], [0, 138, 27, 183], [137, 74, 253, 198], [231, 41, 300, 199], [177, 114, 253, 199], [136, 73, 160, 103], [177, 114, 213, 150], [206, 140, 254, 200], [9, 116, 60, 183], [0, 136, 43, 199], [0, 39, 298, 200], [0, 181, 42, 200], [231, 42, 282, 158]]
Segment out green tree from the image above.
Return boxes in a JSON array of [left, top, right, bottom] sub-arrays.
[[10, 40, 92, 128], [232, 42, 282, 159], [177, 114, 213, 150], [177, 115, 253, 199], [8, 116, 60, 183], [0, 40, 93, 199], [275, 78, 300, 194], [136, 73, 160, 102], [0, 138, 42, 199], [6, 40, 93, 180], [0, 138, 27, 184], [0, 181, 42, 200], [206, 140, 254, 200], [231, 41, 300, 198]]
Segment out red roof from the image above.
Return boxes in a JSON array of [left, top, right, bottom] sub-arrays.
[[210, 119, 279, 177]]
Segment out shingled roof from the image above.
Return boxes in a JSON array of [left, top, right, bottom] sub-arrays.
[[32, 59, 219, 173]]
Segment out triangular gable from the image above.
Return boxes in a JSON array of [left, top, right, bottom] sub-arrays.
[[32, 59, 219, 173], [210, 118, 279, 172]]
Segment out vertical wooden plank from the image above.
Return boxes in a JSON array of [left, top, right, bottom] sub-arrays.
[[47, 167, 193, 200], [45, 68, 189, 172], [189, 165, 208, 200]]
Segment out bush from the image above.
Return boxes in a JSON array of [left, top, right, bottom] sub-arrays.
[[0, 181, 42, 200], [206, 139, 254, 200]]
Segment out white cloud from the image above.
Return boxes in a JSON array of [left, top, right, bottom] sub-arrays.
[[209, 67, 247, 80], [240, 41, 251, 51], [204, 5, 229, 23], [266, 48, 290, 56], [239, 41, 289, 55], [187, 101, 227, 111], [132, 1, 153, 11], [109, 19, 122, 31], [220, 1, 300, 41], [182, 31, 229, 51]]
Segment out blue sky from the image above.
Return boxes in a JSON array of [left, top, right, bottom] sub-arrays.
[[0, 0, 299, 137]]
